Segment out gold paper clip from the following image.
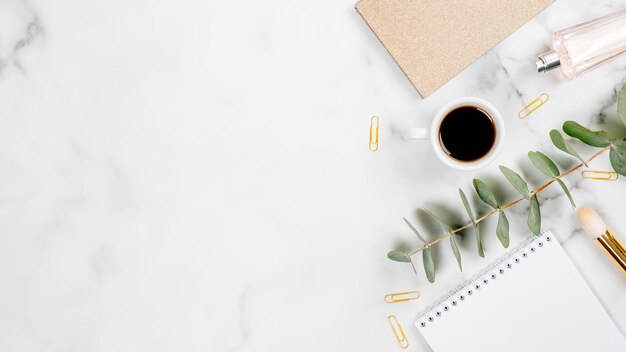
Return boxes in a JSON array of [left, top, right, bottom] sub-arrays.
[[582, 170, 618, 181], [369, 115, 379, 152], [384, 291, 421, 303], [518, 93, 549, 119], [387, 315, 409, 349]]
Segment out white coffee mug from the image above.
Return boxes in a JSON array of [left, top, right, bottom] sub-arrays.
[[406, 97, 505, 171]]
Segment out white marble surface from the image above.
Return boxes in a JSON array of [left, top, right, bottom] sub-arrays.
[[1, 0, 626, 351]]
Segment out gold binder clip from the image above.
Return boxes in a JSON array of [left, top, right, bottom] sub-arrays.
[[387, 315, 409, 349], [384, 291, 421, 303], [518, 93, 549, 119], [582, 170, 618, 181], [369, 115, 379, 152]]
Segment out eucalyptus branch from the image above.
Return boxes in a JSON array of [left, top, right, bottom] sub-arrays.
[[391, 83, 626, 284], [407, 145, 610, 257]]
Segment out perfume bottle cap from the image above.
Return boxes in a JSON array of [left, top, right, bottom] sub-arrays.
[[535, 51, 561, 73]]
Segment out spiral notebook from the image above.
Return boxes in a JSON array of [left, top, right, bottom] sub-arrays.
[[415, 232, 626, 352]]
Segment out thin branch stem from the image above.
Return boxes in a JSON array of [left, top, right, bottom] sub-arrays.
[[408, 146, 611, 257]]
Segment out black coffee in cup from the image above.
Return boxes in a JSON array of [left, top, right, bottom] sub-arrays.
[[438, 106, 496, 162]]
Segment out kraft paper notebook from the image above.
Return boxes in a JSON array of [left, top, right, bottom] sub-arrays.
[[415, 232, 626, 352], [355, 0, 554, 97]]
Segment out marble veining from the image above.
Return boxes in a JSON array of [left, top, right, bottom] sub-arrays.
[[0, 0, 625, 351]]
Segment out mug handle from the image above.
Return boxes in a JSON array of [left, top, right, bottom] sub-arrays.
[[405, 128, 429, 140]]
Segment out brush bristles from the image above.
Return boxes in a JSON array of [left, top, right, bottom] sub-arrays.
[[577, 207, 608, 239]]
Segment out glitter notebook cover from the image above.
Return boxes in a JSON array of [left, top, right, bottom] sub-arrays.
[[355, 0, 554, 97]]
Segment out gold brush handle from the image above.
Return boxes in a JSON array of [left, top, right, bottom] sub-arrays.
[[597, 232, 626, 275]]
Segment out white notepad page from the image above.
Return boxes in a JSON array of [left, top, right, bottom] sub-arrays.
[[416, 231, 626, 352]]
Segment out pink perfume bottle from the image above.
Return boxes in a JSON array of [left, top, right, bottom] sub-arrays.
[[536, 9, 626, 79]]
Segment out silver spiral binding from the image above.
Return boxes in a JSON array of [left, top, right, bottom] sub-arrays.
[[416, 232, 553, 328]]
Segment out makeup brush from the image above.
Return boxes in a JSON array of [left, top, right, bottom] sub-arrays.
[[577, 207, 626, 275]]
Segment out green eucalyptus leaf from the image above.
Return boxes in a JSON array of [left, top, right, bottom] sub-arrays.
[[550, 129, 587, 166], [473, 178, 499, 209], [459, 189, 484, 258], [403, 217, 427, 244], [459, 189, 476, 223], [474, 223, 484, 258], [528, 151, 560, 178], [528, 195, 541, 236], [563, 121, 613, 148], [619, 83, 626, 127], [496, 211, 510, 248], [499, 166, 531, 199], [609, 139, 626, 177], [424, 208, 462, 271], [423, 246, 435, 283], [449, 235, 462, 271], [388, 250, 411, 263], [423, 208, 453, 232], [555, 178, 576, 209]]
